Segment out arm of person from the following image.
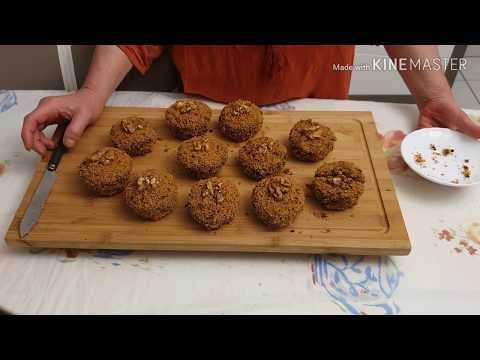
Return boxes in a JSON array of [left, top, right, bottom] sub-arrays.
[[384, 45, 480, 138], [22, 45, 132, 155]]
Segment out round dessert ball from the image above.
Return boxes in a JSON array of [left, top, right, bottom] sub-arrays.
[[176, 135, 229, 179], [124, 169, 178, 221], [288, 119, 336, 162], [251, 175, 305, 229], [218, 99, 263, 142], [110, 116, 158, 156], [309, 161, 365, 211], [79, 147, 133, 196], [186, 177, 240, 230], [165, 100, 212, 140], [238, 136, 287, 180]]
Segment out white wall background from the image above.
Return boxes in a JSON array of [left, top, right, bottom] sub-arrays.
[[350, 45, 455, 95]]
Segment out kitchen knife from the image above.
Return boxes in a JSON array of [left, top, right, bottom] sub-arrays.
[[19, 125, 67, 238]]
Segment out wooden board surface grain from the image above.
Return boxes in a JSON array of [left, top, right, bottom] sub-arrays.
[[5, 107, 411, 255]]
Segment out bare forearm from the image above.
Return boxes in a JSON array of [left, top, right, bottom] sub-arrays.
[[81, 45, 132, 106], [384, 45, 452, 107]]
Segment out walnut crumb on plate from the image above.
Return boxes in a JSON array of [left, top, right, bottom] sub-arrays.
[[400, 128, 480, 187]]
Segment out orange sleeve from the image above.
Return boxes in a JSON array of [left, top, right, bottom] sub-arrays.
[[117, 45, 164, 75]]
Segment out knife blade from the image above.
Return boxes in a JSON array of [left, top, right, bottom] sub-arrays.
[[19, 125, 67, 238]]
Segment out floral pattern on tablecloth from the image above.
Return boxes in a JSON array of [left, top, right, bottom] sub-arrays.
[[433, 221, 480, 256], [312, 255, 403, 315], [0, 90, 17, 113], [39, 249, 155, 271], [378, 130, 410, 173]]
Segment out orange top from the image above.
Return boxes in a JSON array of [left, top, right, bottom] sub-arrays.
[[118, 45, 355, 105]]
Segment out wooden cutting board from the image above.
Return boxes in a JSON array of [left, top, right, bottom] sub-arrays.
[[5, 107, 411, 255]]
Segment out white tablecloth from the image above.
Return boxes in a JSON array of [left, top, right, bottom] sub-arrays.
[[1, 90, 479, 315]]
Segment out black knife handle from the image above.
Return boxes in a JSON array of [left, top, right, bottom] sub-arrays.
[[47, 125, 67, 172]]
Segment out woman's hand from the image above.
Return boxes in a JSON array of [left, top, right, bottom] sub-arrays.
[[21, 88, 104, 156], [21, 45, 133, 156], [384, 45, 480, 138], [417, 95, 480, 138]]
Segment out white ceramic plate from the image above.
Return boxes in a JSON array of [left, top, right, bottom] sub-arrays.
[[400, 128, 480, 187]]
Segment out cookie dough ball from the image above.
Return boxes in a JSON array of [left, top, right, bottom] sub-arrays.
[[238, 136, 287, 180], [218, 99, 263, 142], [309, 161, 365, 210], [251, 175, 305, 229], [165, 100, 212, 140], [110, 116, 158, 156], [79, 147, 133, 196], [288, 119, 336, 162], [176, 136, 229, 179], [186, 177, 240, 230], [124, 169, 178, 221]]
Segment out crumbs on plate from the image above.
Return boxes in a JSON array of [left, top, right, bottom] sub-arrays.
[[462, 164, 471, 179], [414, 152, 426, 166], [429, 144, 441, 162], [423, 144, 473, 184], [442, 148, 455, 156]]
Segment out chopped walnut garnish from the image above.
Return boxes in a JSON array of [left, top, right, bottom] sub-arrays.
[[100, 150, 115, 165], [256, 141, 273, 154], [279, 177, 291, 187], [207, 180, 214, 194], [137, 175, 159, 190], [202, 181, 225, 203], [104, 151, 115, 160], [193, 138, 210, 151], [306, 132, 322, 140], [89, 148, 115, 165], [301, 122, 323, 140], [215, 192, 224, 203], [275, 186, 283, 199], [268, 177, 291, 201], [121, 117, 143, 134], [332, 177, 342, 185], [304, 125, 321, 132], [232, 101, 250, 116], [176, 100, 197, 114], [267, 185, 284, 200], [90, 150, 104, 162]]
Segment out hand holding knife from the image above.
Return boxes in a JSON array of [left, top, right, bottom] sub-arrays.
[[19, 125, 67, 237]]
